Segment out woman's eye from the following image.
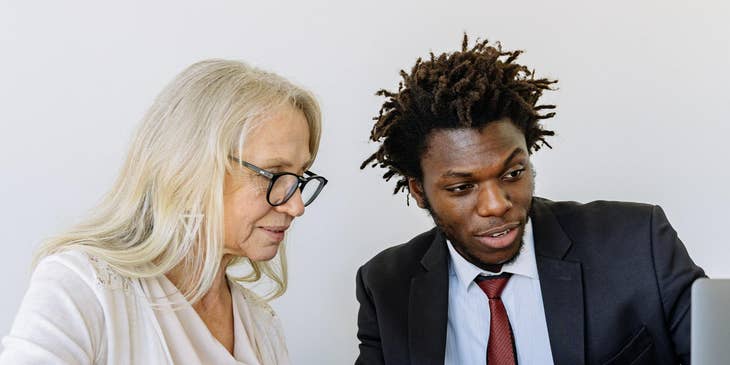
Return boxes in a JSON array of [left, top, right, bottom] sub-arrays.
[[503, 168, 525, 181]]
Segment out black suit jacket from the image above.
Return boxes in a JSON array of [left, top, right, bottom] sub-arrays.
[[355, 198, 706, 365]]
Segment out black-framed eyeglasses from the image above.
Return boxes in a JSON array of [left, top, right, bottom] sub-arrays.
[[228, 156, 328, 207]]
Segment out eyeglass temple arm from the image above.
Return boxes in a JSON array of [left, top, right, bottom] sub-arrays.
[[229, 156, 274, 179]]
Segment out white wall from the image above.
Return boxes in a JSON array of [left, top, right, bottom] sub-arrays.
[[1, 0, 728, 363]]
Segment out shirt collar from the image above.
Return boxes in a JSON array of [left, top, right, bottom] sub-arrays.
[[447, 219, 538, 291]]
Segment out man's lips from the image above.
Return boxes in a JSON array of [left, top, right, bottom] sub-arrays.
[[475, 222, 521, 237], [473, 222, 522, 250]]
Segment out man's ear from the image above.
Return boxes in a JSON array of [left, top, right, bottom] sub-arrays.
[[407, 178, 427, 209]]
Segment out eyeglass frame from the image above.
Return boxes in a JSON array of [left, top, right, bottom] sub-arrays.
[[228, 155, 328, 207]]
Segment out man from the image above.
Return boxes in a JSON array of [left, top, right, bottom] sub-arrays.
[[356, 36, 705, 365]]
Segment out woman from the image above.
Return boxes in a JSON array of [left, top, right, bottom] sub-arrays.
[[0, 59, 327, 364]]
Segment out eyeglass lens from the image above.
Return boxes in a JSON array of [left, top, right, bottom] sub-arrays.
[[269, 175, 325, 206]]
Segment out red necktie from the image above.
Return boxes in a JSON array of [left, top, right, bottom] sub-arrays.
[[476, 274, 517, 365]]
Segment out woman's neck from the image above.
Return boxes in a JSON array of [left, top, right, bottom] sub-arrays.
[[198, 255, 234, 309], [166, 254, 236, 355], [165, 254, 235, 306]]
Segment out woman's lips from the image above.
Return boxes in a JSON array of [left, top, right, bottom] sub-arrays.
[[260, 226, 288, 242]]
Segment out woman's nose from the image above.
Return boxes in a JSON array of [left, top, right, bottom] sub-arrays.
[[276, 188, 305, 217]]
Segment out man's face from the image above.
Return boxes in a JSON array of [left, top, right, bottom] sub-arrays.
[[408, 119, 534, 271]]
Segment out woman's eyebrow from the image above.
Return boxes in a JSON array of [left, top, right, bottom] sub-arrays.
[[259, 156, 312, 171]]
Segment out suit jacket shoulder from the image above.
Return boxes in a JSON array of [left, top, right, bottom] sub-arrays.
[[360, 227, 438, 280], [535, 198, 672, 267], [533, 197, 704, 365], [356, 227, 450, 365]]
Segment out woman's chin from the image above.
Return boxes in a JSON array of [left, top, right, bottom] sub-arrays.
[[245, 246, 280, 262]]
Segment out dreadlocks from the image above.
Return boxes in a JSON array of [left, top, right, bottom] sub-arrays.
[[361, 34, 557, 194]]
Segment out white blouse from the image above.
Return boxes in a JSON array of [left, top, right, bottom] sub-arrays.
[[0, 250, 290, 365]]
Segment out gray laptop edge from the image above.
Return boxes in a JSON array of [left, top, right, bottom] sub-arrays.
[[691, 278, 730, 365]]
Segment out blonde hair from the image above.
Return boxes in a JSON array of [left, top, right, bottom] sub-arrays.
[[34, 59, 321, 303]]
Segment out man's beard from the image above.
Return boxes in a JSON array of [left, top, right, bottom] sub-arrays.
[[421, 194, 530, 272]]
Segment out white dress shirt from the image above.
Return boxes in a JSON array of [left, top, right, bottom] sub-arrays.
[[445, 220, 555, 365]]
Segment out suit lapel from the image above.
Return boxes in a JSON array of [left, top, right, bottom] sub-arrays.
[[408, 230, 450, 365], [531, 198, 586, 365]]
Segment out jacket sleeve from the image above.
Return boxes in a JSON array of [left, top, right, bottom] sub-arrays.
[[0, 257, 105, 365], [650, 205, 706, 365], [355, 265, 385, 365]]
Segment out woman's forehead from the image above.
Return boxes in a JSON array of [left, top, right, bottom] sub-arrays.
[[236, 108, 311, 169]]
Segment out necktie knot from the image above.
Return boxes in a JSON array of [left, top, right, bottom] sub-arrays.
[[475, 273, 511, 299]]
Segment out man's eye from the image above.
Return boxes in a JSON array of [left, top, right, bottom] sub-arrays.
[[503, 168, 525, 181], [446, 184, 475, 193]]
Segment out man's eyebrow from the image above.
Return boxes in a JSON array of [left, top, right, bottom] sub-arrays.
[[503, 148, 527, 169], [440, 147, 527, 179], [442, 170, 473, 179]]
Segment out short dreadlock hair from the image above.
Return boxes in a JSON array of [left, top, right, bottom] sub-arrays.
[[361, 35, 557, 194]]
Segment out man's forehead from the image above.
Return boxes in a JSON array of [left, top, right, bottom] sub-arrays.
[[422, 123, 527, 160]]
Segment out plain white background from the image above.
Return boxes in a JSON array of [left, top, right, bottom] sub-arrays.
[[1, 0, 728, 363]]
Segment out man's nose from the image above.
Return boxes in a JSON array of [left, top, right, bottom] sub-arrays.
[[476, 180, 512, 217]]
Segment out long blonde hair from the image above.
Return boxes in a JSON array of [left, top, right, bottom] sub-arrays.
[[34, 59, 321, 303]]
